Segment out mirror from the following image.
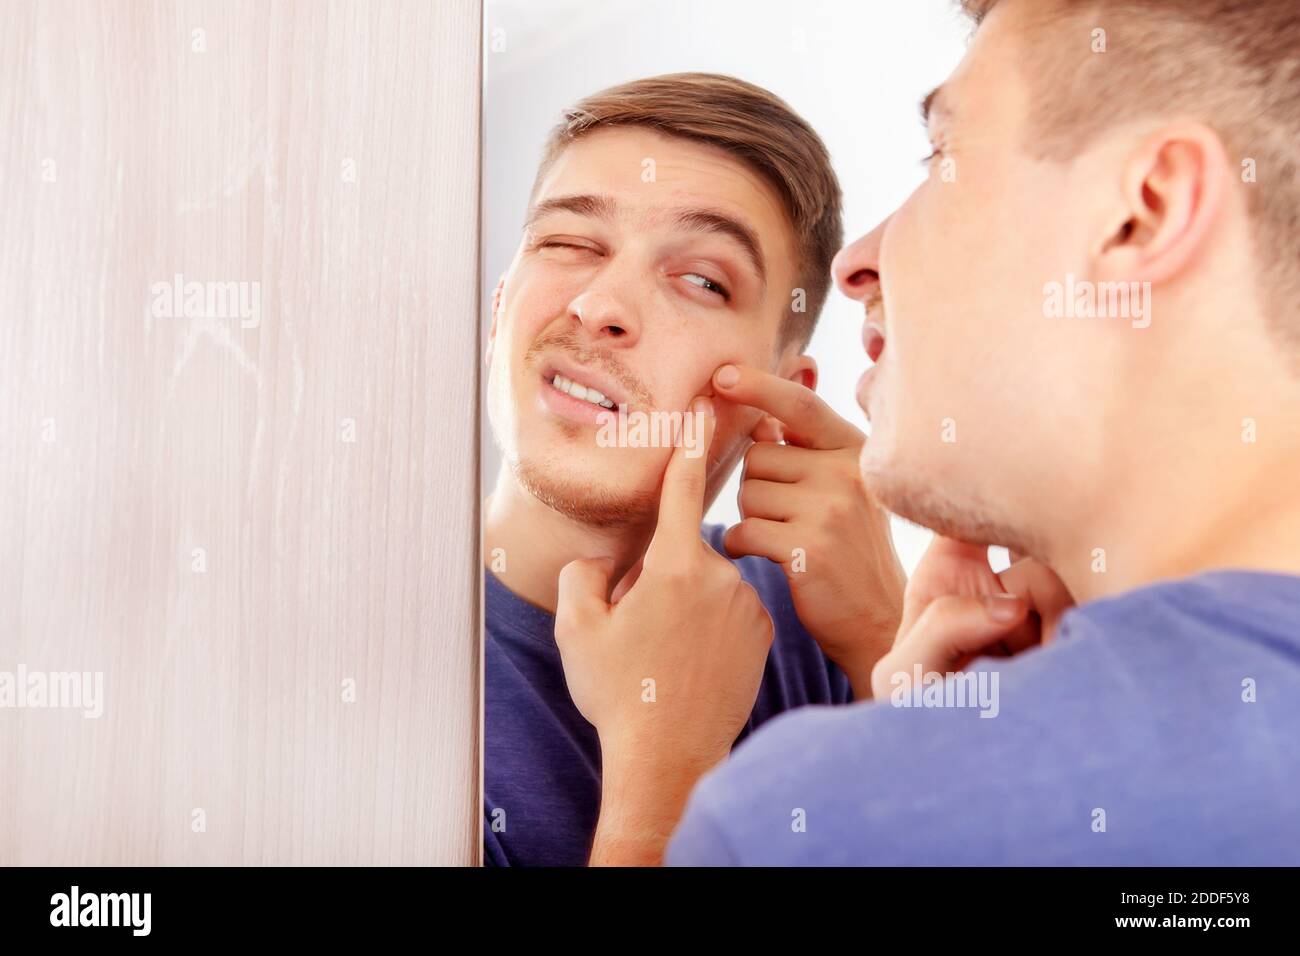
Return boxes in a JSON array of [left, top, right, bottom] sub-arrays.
[[480, 0, 973, 866]]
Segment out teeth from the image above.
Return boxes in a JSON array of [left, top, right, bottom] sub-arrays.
[[551, 373, 615, 409]]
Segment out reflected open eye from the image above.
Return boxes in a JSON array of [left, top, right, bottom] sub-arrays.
[[682, 272, 730, 301]]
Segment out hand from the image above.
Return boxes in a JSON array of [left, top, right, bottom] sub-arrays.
[[712, 364, 906, 697], [554, 396, 775, 865], [870, 536, 1075, 700]]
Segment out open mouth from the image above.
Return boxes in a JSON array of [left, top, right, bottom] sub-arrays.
[[864, 321, 886, 364], [548, 373, 616, 409], [541, 361, 621, 410]]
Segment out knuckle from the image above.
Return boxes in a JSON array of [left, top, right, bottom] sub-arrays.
[[656, 562, 694, 589], [737, 482, 761, 516], [817, 504, 841, 532], [736, 578, 769, 615], [704, 553, 740, 584], [793, 388, 820, 420], [835, 455, 861, 485], [661, 549, 708, 586], [871, 652, 891, 683], [725, 522, 751, 555], [553, 614, 578, 645], [704, 558, 742, 593], [872, 653, 902, 691], [922, 595, 973, 628]]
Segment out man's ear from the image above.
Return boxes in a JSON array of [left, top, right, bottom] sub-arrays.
[[1094, 123, 1229, 285], [784, 352, 818, 392], [485, 275, 505, 367], [750, 352, 819, 443]]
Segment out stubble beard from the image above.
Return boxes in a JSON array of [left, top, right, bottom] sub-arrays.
[[860, 449, 1043, 559], [512, 449, 660, 530]]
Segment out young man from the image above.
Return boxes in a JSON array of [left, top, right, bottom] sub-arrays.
[[483, 74, 906, 866], [561, 0, 1300, 865]]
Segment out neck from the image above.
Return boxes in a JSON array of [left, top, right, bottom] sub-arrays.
[[1051, 368, 1300, 605], [1064, 467, 1300, 606], [483, 466, 655, 614]]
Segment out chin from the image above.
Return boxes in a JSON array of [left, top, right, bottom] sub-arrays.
[[859, 437, 1037, 553], [513, 451, 660, 529]]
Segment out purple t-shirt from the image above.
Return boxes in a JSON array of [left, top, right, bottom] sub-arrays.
[[667, 571, 1300, 865], [484, 524, 852, 866]]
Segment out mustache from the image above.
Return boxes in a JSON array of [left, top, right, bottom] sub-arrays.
[[525, 330, 655, 408]]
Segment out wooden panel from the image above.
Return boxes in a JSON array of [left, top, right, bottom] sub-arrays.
[[0, 0, 481, 865]]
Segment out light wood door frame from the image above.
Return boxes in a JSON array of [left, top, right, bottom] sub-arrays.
[[0, 0, 483, 865]]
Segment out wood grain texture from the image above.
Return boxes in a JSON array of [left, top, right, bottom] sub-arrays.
[[0, 0, 481, 865]]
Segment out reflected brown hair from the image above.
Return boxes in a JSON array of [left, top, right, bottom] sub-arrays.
[[532, 73, 843, 350]]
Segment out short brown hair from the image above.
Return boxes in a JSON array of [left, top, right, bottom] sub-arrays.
[[531, 73, 843, 350], [962, 0, 1300, 347]]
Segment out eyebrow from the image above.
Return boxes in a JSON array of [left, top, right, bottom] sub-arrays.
[[527, 192, 768, 288], [525, 193, 616, 226], [672, 208, 767, 287], [920, 85, 950, 125]]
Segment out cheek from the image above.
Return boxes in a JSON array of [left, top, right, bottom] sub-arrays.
[[644, 351, 728, 410], [504, 269, 579, 341], [886, 196, 990, 380]]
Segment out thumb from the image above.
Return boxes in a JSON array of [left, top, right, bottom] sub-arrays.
[[556, 557, 614, 629], [876, 593, 1028, 694]]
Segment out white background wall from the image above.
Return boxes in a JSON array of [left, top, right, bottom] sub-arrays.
[[481, 0, 976, 574]]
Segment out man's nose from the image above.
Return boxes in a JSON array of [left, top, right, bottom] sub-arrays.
[[832, 214, 889, 303], [567, 286, 640, 345]]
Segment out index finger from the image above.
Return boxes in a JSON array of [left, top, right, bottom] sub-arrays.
[[648, 396, 717, 556], [712, 364, 862, 449], [900, 535, 1002, 634]]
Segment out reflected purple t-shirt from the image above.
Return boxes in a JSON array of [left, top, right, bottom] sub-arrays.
[[484, 524, 852, 866]]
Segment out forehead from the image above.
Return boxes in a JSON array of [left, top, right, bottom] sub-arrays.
[[534, 127, 795, 255], [936, 1, 1031, 136]]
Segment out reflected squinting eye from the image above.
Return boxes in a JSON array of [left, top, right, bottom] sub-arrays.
[[540, 240, 596, 254], [682, 272, 730, 301]]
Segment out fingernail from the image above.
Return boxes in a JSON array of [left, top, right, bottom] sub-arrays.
[[692, 396, 714, 417], [984, 594, 1022, 622], [715, 365, 739, 388]]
